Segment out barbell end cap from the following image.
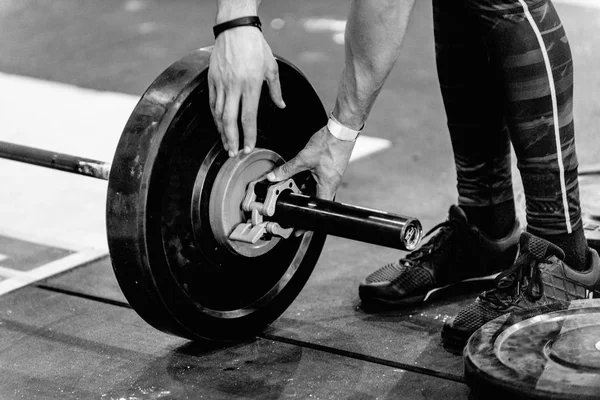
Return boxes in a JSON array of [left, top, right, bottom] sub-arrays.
[[402, 220, 423, 251]]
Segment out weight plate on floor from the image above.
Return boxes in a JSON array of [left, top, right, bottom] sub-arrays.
[[464, 299, 600, 400], [106, 48, 327, 341]]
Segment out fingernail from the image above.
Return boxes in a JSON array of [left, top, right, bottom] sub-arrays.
[[266, 172, 276, 181], [228, 150, 235, 158], [223, 143, 228, 151], [244, 146, 252, 154], [281, 100, 286, 108]]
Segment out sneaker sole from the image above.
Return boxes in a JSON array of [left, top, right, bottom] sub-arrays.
[[440, 323, 471, 355], [359, 272, 501, 308]]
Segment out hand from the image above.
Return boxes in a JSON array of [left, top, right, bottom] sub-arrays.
[[208, 28, 286, 157], [266, 126, 355, 200]]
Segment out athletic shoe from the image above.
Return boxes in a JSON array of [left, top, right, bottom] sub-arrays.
[[442, 231, 600, 347], [358, 205, 520, 307]]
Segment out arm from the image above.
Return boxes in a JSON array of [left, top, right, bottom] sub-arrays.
[[335, 0, 415, 131], [267, 0, 416, 199], [215, 0, 259, 22], [209, 0, 286, 157]]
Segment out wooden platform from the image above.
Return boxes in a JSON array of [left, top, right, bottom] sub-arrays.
[[0, 250, 475, 399]]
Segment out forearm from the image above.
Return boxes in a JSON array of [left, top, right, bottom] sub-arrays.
[[216, 0, 261, 23], [334, 0, 416, 130]]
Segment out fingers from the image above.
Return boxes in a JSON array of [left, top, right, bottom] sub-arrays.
[[266, 60, 286, 109], [267, 156, 306, 237], [209, 81, 227, 149], [267, 160, 336, 201], [266, 157, 303, 182], [222, 88, 242, 157], [316, 184, 336, 201], [241, 83, 260, 154], [210, 37, 284, 157], [208, 78, 216, 115], [211, 72, 277, 157]]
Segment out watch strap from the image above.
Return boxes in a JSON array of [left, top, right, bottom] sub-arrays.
[[327, 113, 362, 142], [213, 16, 262, 39]]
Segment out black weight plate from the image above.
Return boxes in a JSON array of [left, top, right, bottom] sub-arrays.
[[106, 48, 327, 341], [464, 299, 600, 400]]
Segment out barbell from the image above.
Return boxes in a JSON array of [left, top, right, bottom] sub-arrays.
[[0, 48, 423, 341], [2, 48, 598, 344]]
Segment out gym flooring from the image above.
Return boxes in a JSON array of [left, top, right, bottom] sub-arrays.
[[0, 0, 599, 398]]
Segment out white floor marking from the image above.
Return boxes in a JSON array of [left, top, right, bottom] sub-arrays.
[[0, 250, 107, 295], [0, 72, 136, 252], [0, 71, 391, 293], [0, 267, 30, 279], [350, 136, 392, 162], [302, 18, 346, 32], [0, 227, 91, 253], [302, 18, 346, 44]]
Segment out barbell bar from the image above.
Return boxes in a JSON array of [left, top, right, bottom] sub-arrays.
[[0, 140, 111, 180], [0, 141, 422, 252]]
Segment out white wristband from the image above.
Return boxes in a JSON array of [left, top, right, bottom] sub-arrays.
[[326, 113, 362, 142]]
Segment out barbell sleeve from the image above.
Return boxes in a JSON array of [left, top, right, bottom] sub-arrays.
[[273, 192, 423, 251]]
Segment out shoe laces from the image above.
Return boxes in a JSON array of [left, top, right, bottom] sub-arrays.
[[479, 252, 544, 309], [401, 219, 461, 266]]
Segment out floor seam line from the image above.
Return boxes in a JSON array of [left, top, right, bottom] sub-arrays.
[[34, 284, 131, 309], [258, 332, 466, 384], [32, 284, 466, 385]]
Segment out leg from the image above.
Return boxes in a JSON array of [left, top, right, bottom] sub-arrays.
[[357, 0, 521, 308], [434, 0, 516, 239], [442, 0, 600, 348], [476, 0, 587, 269]]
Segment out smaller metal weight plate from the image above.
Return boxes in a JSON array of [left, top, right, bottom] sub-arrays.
[[465, 299, 600, 400], [200, 148, 283, 257]]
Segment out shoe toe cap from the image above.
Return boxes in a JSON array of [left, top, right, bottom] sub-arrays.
[[358, 281, 409, 302]]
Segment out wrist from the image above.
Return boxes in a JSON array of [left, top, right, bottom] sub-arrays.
[[331, 103, 366, 132], [327, 112, 363, 142]]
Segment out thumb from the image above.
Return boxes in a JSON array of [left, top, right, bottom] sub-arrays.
[[316, 185, 336, 201], [266, 158, 302, 182]]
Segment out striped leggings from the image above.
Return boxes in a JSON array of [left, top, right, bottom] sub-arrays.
[[434, 0, 581, 236]]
